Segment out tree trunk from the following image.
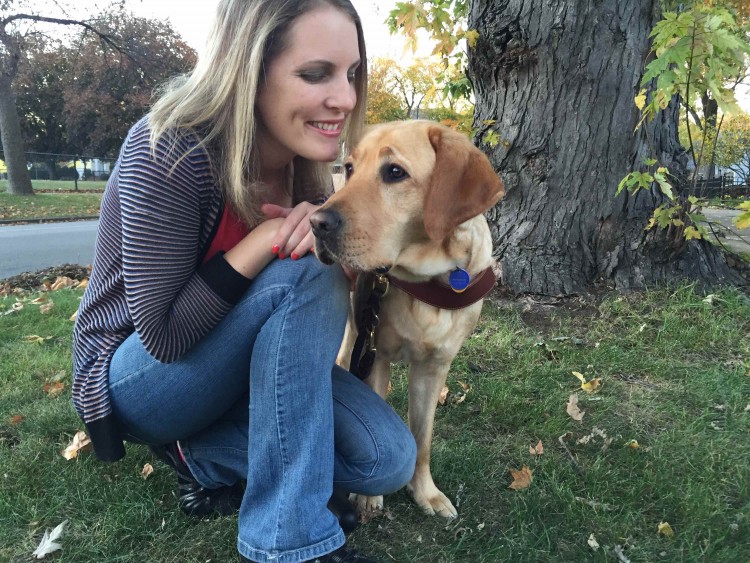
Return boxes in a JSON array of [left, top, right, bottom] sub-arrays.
[[0, 76, 33, 195], [468, 0, 746, 295]]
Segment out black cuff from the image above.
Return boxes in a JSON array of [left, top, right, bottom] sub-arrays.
[[86, 415, 126, 462], [197, 252, 253, 304]]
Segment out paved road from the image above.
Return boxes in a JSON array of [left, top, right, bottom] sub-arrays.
[[702, 208, 750, 255], [0, 209, 745, 280], [0, 220, 98, 279]]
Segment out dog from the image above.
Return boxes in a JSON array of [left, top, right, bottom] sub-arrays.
[[311, 120, 505, 519]]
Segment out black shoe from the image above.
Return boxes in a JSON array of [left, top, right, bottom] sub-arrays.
[[149, 442, 244, 518], [327, 489, 359, 535], [306, 544, 378, 562]]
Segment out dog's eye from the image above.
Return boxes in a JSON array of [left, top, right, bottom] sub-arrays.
[[344, 162, 354, 179], [381, 164, 409, 184]]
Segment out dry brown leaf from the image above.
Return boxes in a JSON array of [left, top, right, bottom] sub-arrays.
[[30, 297, 48, 305], [509, 465, 533, 490], [43, 382, 66, 397], [141, 463, 154, 480], [529, 440, 544, 456], [40, 301, 55, 314], [566, 394, 585, 421], [10, 414, 24, 425], [438, 385, 449, 405], [77, 278, 89, 289], [51, 276, 76, 291], [3, 302, 24, 315], [61, 430, 92, 460], [457, 380, 471, 392]]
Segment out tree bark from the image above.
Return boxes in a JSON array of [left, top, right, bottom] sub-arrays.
[[468, 0, 746, 294], [0, 76, 33, 195]]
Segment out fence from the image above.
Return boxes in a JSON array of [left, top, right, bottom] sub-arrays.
[[0, 151, 117, 183], [686, 174, 750, 199]]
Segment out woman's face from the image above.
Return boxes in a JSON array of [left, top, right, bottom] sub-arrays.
[[256, 5, 361, 169]]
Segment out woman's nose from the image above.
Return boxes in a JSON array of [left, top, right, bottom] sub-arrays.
[[326, 76, 357, 113]]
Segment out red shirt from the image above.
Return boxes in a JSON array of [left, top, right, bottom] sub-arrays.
[[202, 205, 249, 264]]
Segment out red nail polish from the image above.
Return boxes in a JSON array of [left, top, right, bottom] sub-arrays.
[[279, 253, 286, 260], [291, 253, 300, 261], [272, 245, 280, 254]]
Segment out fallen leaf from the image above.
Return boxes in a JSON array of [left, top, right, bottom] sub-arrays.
[[625, 439, 640, 449], [40, 301, 55, 314], [614, 544, 631, 563], [438, 385, 449, 405], [23, 335, 53, 344], [529, 440, 544, 456], [69, 310, 78, 322], [61, 431, 92, 460], [3, 302, 24, 315], [10, 414, 24, 425], [658, 521, 674, 537], [51, 276, 76, 291], [30, 297, 48, 305], [745, 404, 750, 412], [509, 465, 533, 490], [477, 522, 485, 531], [587, 533, 600, 551], [572, 371, 602, 393], [77, 278, 89, 289], [141, 463, 154, 480], [457, 380, 471, 392], [32, 519, 68, 559], [566, 394, 585, 421], [577, 427, 608, 445], [43, 382, 65, 397]]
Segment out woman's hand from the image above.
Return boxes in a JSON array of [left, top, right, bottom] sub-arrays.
[[261, 202, 320, 260]]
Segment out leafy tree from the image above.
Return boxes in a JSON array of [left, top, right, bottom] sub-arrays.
[[714, 113, 750, 184], [367, 57, 407, 124], [388, 0, 749, 294], [390, 59, 441, 119], [63, 11, 195, 157]]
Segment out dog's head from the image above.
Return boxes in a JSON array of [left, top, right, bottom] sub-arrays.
[[311, 120, 504, 274]]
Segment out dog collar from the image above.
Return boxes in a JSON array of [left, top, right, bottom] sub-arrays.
[[387, 267, 496, 310]]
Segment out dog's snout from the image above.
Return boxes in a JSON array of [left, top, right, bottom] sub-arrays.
[[310, 209, 343, 237]]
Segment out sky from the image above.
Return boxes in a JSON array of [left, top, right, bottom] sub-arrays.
[[123, 0, 430, 61]]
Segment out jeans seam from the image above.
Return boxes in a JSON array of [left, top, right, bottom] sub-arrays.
[[332, 395, 382, 482]]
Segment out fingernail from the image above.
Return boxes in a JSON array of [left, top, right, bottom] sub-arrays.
[[271, 245, 280, 254], [291, 253, 300, 261], [279, 253, 286, 260]]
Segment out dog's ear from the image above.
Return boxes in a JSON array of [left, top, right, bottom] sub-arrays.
[[423, 126, 505, 242]]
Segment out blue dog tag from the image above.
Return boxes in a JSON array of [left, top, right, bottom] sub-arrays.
[[449, 268, 471, 293]]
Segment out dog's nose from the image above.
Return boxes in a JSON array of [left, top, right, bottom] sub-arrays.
[[310, 209, 343, 236]]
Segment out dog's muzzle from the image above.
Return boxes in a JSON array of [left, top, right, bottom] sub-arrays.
[[310, 208, 344, 265]]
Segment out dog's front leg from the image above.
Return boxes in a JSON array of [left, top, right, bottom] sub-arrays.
[[406, 361, 458, 519], [349, 354, 391, 517]]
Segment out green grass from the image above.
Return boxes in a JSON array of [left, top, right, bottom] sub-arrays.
[[0, 179, 104, 221], [1, 285, 749, 562]]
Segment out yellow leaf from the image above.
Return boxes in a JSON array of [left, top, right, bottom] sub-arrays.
[[735, 212, 750, 230], [509, 465, 533, 490], [684, 226, 702, 240], [581, 378, 602, 393], [572, 371, 586, 384], [77, 278, 89, 289], [658, 521, 674, 537], [465, 29, 480, 49], [69, 310, 78, 322], [23, 335, 53, 344], [50, 276, 76, 291], [61, 430, 92, 460], [635, 89, 647, 110], [625, 439, 640, 449], [566, 394, 585, 421], [141, 463, 154, 480]]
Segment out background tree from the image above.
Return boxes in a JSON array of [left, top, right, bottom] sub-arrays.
[[366, 57, 408, 124], [390, 0, 748, 294], [390, 59, 441, 119], [715, 113, 750, 184]]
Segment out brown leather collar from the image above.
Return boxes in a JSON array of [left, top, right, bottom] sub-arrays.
[[387, 267, 496, 310]]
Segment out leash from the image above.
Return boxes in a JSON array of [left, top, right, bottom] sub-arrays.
[[349, 272, 389, 380]]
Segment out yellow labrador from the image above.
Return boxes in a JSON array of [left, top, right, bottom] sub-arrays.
[[311, 121, 504, 519]]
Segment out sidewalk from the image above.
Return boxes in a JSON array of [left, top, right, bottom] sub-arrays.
[[702, 208, 750, 255]]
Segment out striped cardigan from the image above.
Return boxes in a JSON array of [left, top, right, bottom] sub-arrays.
[[72, 117, 254, 461]]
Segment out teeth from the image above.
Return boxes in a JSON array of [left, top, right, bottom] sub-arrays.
[[312, 122, 340, 131]]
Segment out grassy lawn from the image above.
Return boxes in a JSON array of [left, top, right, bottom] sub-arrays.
[[0, 180, 104, 221], [0, 283, 748, 562]]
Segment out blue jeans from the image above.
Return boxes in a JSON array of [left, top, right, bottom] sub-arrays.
[[108, 256, 416, 562]]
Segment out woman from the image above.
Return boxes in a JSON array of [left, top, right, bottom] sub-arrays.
[[72, 1, 417, 561]]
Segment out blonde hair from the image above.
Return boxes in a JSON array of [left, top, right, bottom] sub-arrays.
[[148, 0, 367, 227]]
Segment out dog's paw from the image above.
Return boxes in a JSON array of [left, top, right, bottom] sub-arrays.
[[408, 484, 458, 519], [349, 493, 384, 522]]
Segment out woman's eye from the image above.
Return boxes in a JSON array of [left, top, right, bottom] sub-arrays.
[[381, 164, 409, 183], [347, 72, 356, 83], [344, 162, 354, 179]]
